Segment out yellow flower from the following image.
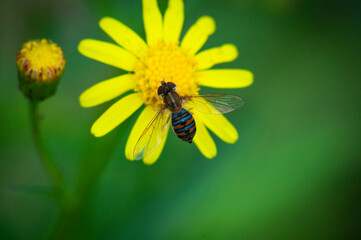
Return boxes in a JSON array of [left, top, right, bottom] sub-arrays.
[[78, 0, 253, 164], [16, 39, 66, 101]]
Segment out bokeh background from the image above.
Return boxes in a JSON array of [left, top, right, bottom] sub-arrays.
[[1, 0, 360, 239]]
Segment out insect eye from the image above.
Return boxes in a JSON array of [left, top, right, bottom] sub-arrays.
[[157, 86, 166, 96], [167, 82, 176, 89]]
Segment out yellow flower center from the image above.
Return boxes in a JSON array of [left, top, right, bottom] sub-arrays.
[[16, 39, 66, 83], [133, 41, 199, 109]]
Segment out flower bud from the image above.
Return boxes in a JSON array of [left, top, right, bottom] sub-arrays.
[[16, 39, 66, 101]]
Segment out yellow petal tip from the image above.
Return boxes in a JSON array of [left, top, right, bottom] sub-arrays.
[[126, 155, 135, 161], [223, 44, 239, 60], [90, 124, 106, 138], [205, 152, 217, 159], [91, 130, 102, 138], [99, 17, 114, 28], [91, 132, 103, 138], [99, 16, 111, 23], [227, 137, 238, 144], [200, 16, 216, 35], [245, 71, 254, 87], [79, 94, 89, 108], [143, 159, 156, 165], [78, 39, 92, 55]]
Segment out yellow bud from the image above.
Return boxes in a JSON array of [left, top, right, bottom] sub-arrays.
[[16, 39, 66, 101]]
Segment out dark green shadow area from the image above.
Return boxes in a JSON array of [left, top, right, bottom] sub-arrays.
[[0, 0, 360, 239]]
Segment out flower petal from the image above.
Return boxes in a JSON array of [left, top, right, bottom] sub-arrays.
[[91, 93, 143, 137], [125, 106, 156, 160], [197, 69, 253, 88], [99, 17, 147, 58], [78, 39, 137, 71], [143, 0, 163, 45], [193, 112, 217, 159], [195, 44, 238, 70], [197, 112, 238, 143], [143, 125, 169, 165], [163, 0, 184, 43], [181, 16, 216, 55], [80, 74, 136, 108]]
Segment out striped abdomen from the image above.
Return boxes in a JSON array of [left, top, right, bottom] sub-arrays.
[[171, 108, 196, 143]]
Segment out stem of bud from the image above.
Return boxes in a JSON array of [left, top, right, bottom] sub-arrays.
[[28, 101, 66, 200]]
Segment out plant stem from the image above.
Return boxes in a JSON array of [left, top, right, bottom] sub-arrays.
[[49, 119, 127, 239], [29, 101, 66, 200]]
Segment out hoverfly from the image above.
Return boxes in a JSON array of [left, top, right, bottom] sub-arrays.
[[133, 80, 245, 160]]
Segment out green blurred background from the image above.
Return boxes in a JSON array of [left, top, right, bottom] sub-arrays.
[[1, 0, 360, 239]]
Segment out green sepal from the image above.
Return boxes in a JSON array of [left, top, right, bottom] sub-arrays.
[[17, 70, 61, 101]]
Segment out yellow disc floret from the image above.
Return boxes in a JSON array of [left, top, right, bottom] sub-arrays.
[[16, 39, 65, 83], [134, 41, 199, 109]]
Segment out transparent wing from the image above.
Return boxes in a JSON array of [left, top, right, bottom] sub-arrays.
[[184, 94, 244, 114], [133, 107, 170, 160]]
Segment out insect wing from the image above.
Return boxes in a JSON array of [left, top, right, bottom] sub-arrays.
[[133, 108, 170, 160], [186, 94, 244, 114]]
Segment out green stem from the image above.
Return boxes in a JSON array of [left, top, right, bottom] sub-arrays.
[[29, 101, 66, 200], [49, 118, 128, 239]]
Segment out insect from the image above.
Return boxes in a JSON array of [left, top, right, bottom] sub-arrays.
[[133, 80, 245, 160]]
